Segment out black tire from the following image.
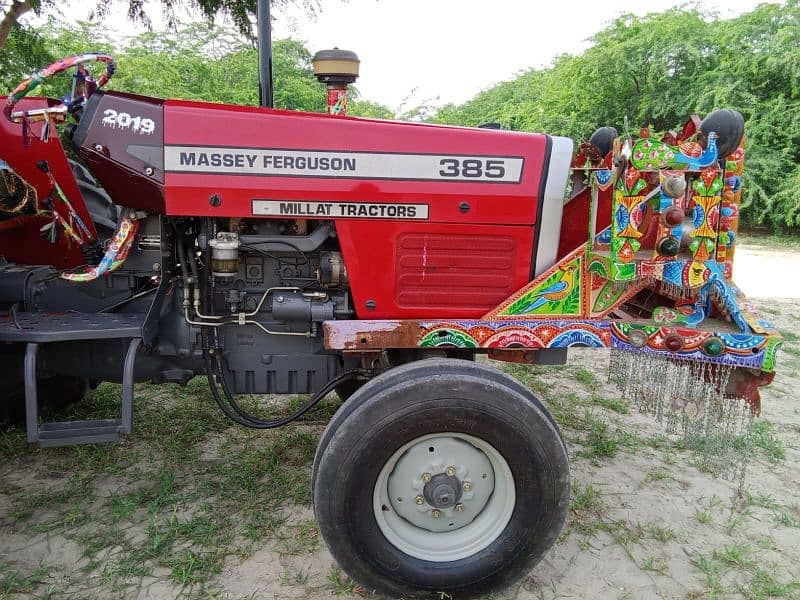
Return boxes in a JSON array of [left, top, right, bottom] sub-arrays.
[[319, 358, 564, 460], [313, 358, 570, 598], [0, 344, 25, 425], [589, 126, 618, 157], [0, 375, 89, 427], [334, 379, 364, 401], [68, 159, 119, 241], [700, 109, 744, 159], [0, 344, 89, 427]]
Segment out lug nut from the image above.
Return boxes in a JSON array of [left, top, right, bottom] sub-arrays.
[[421, 472, 432, 483], [415, 495, 424, 505], [431, 509, 441, 519], [455, 503, 464, 512], [463, 481, 472, 492], [445, 466, 456, 477]]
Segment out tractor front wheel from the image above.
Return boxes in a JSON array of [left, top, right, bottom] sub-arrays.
[[313, 358, 569, 598]]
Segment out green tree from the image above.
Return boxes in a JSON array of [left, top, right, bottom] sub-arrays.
[[0, 0, 48, 51], [0, 22, 52, 91], [347, 99, 394, 119], [0, 0, 324, 52], [2, 20, 390, 118], [432, 3, 800, 231]]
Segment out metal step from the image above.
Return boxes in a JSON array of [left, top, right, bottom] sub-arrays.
[[0, 311, 144, 342], [24, 337, 141, 447], [37, 419, 124, 447]]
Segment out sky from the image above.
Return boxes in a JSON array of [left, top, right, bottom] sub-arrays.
[[25, 0, 769, 111]]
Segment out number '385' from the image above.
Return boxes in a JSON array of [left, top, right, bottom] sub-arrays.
[[438, 158, 506, 178]]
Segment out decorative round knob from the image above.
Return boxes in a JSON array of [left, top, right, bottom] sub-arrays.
[[657, 235, 681, 257], [661, 206, 685, 228], [664, 332, 684, 352], [701, 336, 726, 357], [628, 329, 649, 348], [662, 175, 687, 198]]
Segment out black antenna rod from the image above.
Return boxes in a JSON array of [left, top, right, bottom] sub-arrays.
[[256, 0, 274, 108]]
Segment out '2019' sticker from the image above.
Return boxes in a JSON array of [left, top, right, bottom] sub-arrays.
[[101, 109, 156, 135]]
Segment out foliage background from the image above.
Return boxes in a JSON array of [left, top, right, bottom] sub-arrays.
[[0, 20, 393, 117], [432, 2, 800, 233], [2, 1, 799, 232]]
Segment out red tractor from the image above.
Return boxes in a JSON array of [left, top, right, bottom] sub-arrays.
[[0, 45, 780, 597]]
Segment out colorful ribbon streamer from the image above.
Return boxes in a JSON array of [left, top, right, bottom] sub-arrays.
[[62, 209, 139, 282]]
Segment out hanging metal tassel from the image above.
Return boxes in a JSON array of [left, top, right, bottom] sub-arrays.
[[609, 349, 754, 486]]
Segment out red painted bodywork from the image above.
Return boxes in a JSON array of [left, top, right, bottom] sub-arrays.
[[0, 97, 96, 269], [161, 100, 547, 224], [557, 177, 612, 259], [5, 92, 556, 319], [70, 94, 552, 318], [337, 221, 534, 318], [156, 99, 550, 318]]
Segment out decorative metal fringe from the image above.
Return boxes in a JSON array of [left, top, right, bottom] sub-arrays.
[[609, 350, 754, 487]]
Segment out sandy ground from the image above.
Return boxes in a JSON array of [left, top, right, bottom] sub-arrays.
[[1, 243, 799, 600], [733, 244, 800, 299]]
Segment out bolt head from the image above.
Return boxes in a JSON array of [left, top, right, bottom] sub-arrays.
[[145, 166, 154, 176], [93, 144, 103, 152], [455, 503, 464, 512], [463, 481, 472, 492], [431, 509, 441, 519], [414, 495, 424, 505], [445, 466, 456, 477], [421, 472, 432, 483]]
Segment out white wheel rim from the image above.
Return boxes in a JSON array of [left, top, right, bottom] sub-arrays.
[[373, 432, 515, 562]]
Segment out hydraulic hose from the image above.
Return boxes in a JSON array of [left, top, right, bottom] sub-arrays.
[[205, 353, 356, 429], [174, 225, 190, 283], [186, 235, 200, 284]]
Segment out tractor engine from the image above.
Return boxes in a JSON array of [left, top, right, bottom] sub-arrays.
[[0, 213, 355, 396], [190, 217, 356, 394]]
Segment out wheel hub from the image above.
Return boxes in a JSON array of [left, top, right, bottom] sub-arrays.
[[385, 435, 496, 533], [374, 432, 516, 562], [423, 473, 462, 509]]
